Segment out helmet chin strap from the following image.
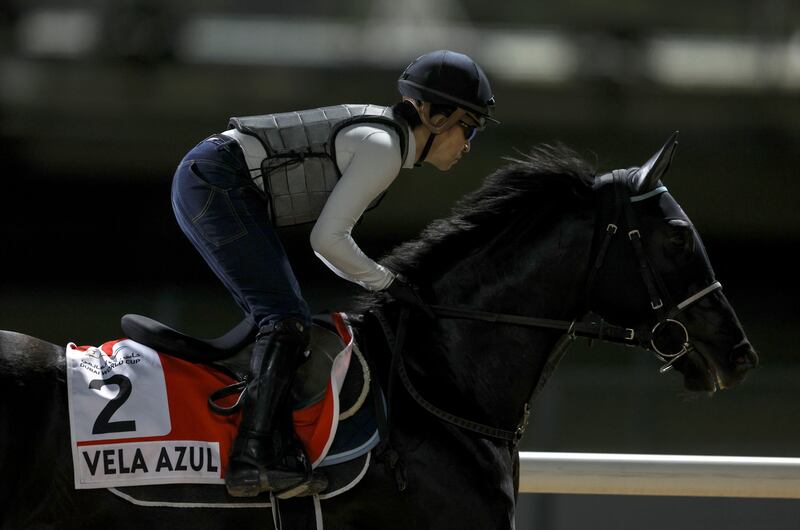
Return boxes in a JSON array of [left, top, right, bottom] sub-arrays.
[[404, 98, 467, 167], [415, 131, 437, 167]]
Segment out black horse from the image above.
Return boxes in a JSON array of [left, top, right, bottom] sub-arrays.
[[0, 136, 758, 529]]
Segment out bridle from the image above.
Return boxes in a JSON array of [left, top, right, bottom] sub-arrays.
[[372, 170, 723, 445], [585, 170, 723, 373]]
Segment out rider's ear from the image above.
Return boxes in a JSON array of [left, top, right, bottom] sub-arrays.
[[632, 131, 679, 194]]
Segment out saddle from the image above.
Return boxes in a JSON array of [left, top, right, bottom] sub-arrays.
[[65, 312, 381, 507]]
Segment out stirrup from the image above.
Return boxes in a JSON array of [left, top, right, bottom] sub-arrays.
[[224, 469, 327, 499], [274, 471, 328, 500], [275, 470, 328, 499], [224, 463, 318, 498], [262, 443, 314, 495]]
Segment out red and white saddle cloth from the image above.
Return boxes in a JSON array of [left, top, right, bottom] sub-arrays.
[[66, 313, 369, 490]]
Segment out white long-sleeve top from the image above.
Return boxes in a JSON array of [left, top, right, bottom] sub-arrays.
[[309, 122, 416, 291]]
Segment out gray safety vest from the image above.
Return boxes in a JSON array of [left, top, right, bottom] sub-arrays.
[[228, 104, 410, 227]]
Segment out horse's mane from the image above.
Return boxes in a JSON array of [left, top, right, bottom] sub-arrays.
[[379, 143, 596, 283]]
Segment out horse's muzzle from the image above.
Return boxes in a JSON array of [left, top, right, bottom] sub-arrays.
[[675, 340, 758, 392], [705, 341, 759, 391]]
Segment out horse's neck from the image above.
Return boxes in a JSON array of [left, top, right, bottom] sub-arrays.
[[411, 208, 596, 430]]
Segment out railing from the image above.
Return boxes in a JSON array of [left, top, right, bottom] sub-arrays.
[[518, 452, 800, 498]]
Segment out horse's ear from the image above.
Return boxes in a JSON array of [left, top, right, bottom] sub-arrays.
[[631, 131, 679, 193]]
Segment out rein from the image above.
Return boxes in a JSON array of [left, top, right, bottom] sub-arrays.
[[427, 305, 633, 342], [373, 174, 723, 445]]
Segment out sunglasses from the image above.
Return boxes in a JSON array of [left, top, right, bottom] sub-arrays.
[[459, 112, 487, 142], [459, 121, 478, 142]]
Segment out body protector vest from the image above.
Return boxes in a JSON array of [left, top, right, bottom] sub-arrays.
[[227, 104, 410, 227]]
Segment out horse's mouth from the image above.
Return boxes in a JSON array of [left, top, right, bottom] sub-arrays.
[[680, 341, 759, 392], [679, 350, 720, 393]]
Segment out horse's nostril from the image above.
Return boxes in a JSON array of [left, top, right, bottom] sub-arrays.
[[731, 344, 759, 370]]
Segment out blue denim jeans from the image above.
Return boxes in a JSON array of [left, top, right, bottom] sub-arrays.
[[171, 135, 311, 329]]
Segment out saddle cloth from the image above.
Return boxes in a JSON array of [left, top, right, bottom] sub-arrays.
[[65, 313, 379, 493]]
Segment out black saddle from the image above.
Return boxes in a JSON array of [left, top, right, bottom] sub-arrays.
[[120, 314, 256, 363], [120, 313, 362, 408]]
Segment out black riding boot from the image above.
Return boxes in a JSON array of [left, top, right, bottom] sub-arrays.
[[226, 317, 322, 498]]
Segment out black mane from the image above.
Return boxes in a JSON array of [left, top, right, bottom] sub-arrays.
[[380, 143, 596, 282]]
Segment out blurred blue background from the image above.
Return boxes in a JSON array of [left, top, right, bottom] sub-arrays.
[[1, 1, 798, 528]]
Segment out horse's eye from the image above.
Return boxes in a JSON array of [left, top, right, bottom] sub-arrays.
[[669, 234, 687, 246], [665, 219, 694, 256]]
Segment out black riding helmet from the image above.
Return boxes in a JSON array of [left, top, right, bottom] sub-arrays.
[[398, 50, 497, 165], [398, 49, 498, 126]]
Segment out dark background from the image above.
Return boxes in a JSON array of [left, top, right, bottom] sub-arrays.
[[1, 1, 799, 528]]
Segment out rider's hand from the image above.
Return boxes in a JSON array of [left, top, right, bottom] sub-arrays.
[[385, 274, 435, 318]]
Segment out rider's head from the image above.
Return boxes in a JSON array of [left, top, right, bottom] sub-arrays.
[[395, 50, 497, 171]]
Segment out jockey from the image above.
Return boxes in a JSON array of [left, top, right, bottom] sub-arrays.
[[170, 49, 497, 498]]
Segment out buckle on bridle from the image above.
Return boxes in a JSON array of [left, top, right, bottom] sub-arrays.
[[625, 328, 635, 341], [651, 298, 664, 310], [514, 403, 531, 444]]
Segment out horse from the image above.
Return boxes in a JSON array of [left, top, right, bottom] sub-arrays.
[[0, 134, 758, 529]]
